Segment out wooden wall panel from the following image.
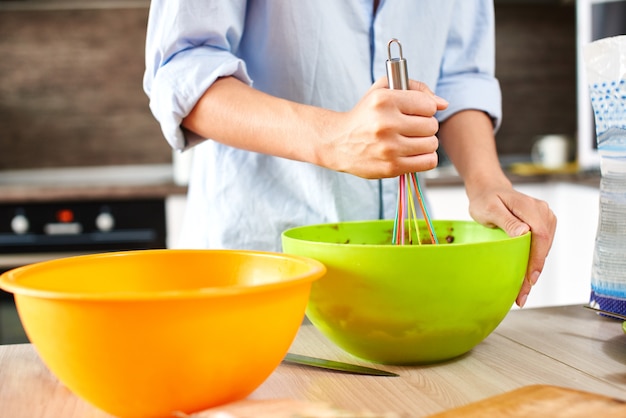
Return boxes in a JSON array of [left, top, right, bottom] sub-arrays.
[[0, 4, 169, 170], [495, 2, 577, 157]]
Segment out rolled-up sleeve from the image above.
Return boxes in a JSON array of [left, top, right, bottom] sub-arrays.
[[143, 0, 253, 150], [435, 0, 502, 131]]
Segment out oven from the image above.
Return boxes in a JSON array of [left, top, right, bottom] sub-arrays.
[[0, 198, 167, 344]]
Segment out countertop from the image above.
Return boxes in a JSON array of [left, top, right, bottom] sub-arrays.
[[1, 304, 625, 417], [0, 165, 187, 203], [0, 163, 600, 204], [423, 161, 601, 188]]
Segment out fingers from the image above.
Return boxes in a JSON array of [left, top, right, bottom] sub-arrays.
[[335, 77, 445, 178], [373, 76, 449, 112], [368, 84, 443, 140], [471, 191, 556, 308], [516, 280, 533, 308], [408, 79, 449, 110], [516, 199, 556, 307], [398, 148, 439, 173], [371, 100, 440, 174]]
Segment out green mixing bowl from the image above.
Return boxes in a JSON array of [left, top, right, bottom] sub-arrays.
[[282, 220, 531, 364]]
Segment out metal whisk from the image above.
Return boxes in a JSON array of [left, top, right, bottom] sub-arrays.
[[386, 39, 438, 245]]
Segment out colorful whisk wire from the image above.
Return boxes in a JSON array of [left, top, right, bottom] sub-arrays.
[[391, 173, 438, 245], [386, 39, 438, 245]]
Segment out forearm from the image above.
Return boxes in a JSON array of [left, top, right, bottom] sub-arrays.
[[182, 76, 445, 180], [437, 110, 511, 198], [182, 76, 335, 167]]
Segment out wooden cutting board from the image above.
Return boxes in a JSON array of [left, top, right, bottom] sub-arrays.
[[429, 385, 626, 418]]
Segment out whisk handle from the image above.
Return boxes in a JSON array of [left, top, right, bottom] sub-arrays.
[[386, 39, 409, 90]]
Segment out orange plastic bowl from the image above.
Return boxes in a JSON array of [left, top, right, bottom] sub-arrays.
[[0, 249, 325, 418]]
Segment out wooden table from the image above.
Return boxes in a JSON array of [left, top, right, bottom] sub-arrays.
[[1, 305, 625, 417]]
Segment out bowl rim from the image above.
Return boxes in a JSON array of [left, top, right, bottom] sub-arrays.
[[0, 249, 326, 301], [282, 219, 531, 248]]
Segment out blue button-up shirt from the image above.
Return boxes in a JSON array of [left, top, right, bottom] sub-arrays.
[[144, 0, 501, 250]]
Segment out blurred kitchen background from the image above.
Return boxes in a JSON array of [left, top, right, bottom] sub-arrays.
[[0, 0, 624, 343]]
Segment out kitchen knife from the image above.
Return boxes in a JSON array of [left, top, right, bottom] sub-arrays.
[[583, 305, 626, 320], [282, 353, 398, 377]]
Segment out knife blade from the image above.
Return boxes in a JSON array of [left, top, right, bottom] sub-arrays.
[[282, 353, 398, 377], [583, 304, 626, 321]]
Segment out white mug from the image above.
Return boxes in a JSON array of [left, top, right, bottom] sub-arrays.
[[531, 135, 571, 169]]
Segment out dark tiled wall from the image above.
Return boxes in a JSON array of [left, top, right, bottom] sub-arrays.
[[495, 2, 577, 156], [0, 5, 169, 170], [0, 2, 577, 170]]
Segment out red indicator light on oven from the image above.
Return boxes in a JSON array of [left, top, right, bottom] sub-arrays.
[[57, 209, 74, 223]]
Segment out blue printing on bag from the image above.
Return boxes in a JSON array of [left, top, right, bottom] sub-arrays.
[[590, 290, 626, 316]]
